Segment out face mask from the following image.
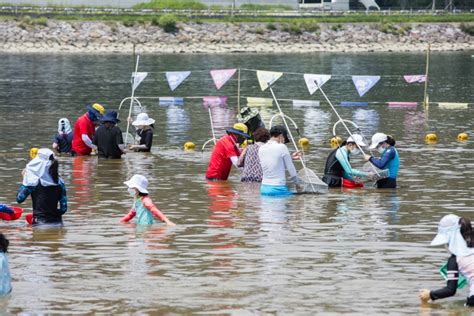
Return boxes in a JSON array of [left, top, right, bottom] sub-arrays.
[[378, 147, 385, 154], [351, 148, 360, 156], [127, 188, 136, 196]]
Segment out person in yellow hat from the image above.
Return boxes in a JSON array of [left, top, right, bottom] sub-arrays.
[[205, 124, 251, 181], [71, 103, 105, 156]]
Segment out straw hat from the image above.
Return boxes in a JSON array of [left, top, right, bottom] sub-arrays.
[[132, 113, 155, 126]]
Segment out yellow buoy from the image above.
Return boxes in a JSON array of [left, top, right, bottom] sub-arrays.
[[425, 133, 437, 143], [457, 132, 468, 142], [29, 147, 39, 160], [330, 136, 342, 148], [299, 137, 310, 146], [183, 142, 195, 151]]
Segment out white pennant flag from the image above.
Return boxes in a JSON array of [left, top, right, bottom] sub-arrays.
[[256, 70, 283, 91], [132, 72, 148, 90], [304, 74, 331, 95], [352, 76, 381, 97], [166, 71, 191, 91]]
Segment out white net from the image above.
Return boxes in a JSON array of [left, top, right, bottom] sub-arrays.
[[362, 162, 390, 182], [298, 168, 329, 194], [122, 132, 136, 146]]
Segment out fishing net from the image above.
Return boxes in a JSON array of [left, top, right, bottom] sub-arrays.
[[362, 162, 390, 182], [122, 132, 136, 146], [298, 168, 329, 194]]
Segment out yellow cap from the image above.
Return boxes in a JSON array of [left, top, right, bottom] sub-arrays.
[[92, 103, 106, 115], [233, 123, 248, 134], [29, 147, 39, 160]]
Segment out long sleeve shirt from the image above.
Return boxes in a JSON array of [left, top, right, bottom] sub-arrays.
[[430, 255, 458, 300], [259, 140, 298, 186], [369, 146, 399, 179], [335, 146, 368, 180]]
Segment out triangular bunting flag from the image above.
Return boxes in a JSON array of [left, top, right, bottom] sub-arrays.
[[210, 69, 237, 90], [166, 71, 191, 91], [132, 72, 148, 90], [304, 74, 331, 95], [404, 75, 427, 83], [256, 70, 283, 91], [352, 76, 381, 97]]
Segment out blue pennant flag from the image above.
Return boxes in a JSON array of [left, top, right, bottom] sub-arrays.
[[166, 71, 191, 91], [352, 76, 380, 97]]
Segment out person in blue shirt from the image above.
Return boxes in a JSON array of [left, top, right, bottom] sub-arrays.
[[17, 148, 67, 227], [52, 118, 73, 155], [364, 133, 399, 189]]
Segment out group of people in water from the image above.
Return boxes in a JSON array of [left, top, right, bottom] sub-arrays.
[[0, 102, 472, 308]]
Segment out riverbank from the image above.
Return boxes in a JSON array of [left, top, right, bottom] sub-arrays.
[[0, 20, 472, 54]]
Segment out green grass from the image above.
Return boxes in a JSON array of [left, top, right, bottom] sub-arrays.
[[239, 4, 293, 11], [460, 23, 474, 35], [133, 0, 206, 10]]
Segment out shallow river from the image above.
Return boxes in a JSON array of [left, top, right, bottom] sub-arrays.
[[0, 52, 473, 314]]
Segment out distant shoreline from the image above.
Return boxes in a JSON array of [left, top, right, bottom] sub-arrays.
[[0, 20, 472, 54]]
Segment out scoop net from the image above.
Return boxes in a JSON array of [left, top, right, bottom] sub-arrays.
[[298, 168, 329, 194], [362, 162, 390, 182]]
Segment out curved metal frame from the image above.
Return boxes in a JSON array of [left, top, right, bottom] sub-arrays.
[[118, 97, 143, 118], [269, 113, 300, 136]]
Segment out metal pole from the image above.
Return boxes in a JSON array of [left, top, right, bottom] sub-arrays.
[[237, 68, 241, 112], [423, 44, 430, 109], [125, 55, 140, 145]]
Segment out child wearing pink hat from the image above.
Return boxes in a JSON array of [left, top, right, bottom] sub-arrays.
[[121, 175, 175, 226]]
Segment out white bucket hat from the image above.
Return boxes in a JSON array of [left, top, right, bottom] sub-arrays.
[[132, 113, 155, 126], [369, 133, 388, 150], [346, 134, 367, 147], [124, 174, 149, 194], [431, 214, 474, 257]]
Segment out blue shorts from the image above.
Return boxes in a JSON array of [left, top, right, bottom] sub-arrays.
[[260, 184, 294, 196]]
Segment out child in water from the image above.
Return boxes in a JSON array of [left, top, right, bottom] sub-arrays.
[[52, 118, 73, 155], [121, 175, 175, 226], [0, 234, 12, 296], [419, 214, 474, 306]]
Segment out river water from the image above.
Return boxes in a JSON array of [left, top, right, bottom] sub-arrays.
[[0, 52, 472, 314]]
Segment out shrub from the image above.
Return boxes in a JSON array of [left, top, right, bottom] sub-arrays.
[[134, 0, 206, 10], [460, 23, 474, 35], [282, 23, 302, 35], [266, 23, 277, 31], [301, 22, 319, 33], [253, 27, 265, 34], [157, 14, 178, 33], [331, 24, 343, 31], [17, 15, 48, 29]]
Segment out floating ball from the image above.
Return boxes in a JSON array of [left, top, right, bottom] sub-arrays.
[[299, 137, 310, 146], [29, 147, 39, 160], [330, 136, 343, 148], [183, 142, 195, 151], [457, 133, 468, 142], [425, 133, 437, 143]]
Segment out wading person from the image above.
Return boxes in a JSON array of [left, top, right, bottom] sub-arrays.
[[258, 125, 301, 196], [52, 118, 73, 155], [364, 133, 399, 188], [322, 134, 371, 188], [16, 148, 67, 227], [121, 174, 175, 226], [237, 106, 265, 141], [238, 127, 270, 182], [129, 112, 155, 152], [72, 103, 105, 156], [92, 110, 125, 159], [205, 125, 250, 181], [0, 233, 11, 296], [419, 214, 474, 307]]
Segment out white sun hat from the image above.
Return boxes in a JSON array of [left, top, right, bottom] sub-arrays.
[[124, 174, 149, 194], [132, 113, 155, 126], [347, 134, 367, 147], [431, 214, 460, 246], [369, 133, 388, 150]]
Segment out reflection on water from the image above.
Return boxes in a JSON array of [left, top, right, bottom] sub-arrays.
[[0, 52, 472, 314]]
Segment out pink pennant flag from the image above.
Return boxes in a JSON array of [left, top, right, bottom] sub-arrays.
[[404, 75, 426, 83], [210, 69, 237, 90], [203, 96, 228, 108]]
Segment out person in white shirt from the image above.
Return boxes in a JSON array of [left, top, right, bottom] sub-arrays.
[[258, 125, 301, 196]]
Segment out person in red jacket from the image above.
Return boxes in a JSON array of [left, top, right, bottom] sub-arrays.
[[205, 126, 250, 181], [71, 103, 105, 156]]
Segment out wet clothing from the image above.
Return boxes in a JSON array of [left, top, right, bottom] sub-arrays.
[[72, 113, 96, 156], [0, 253, 11, 296], [206, 134, 241, 181], [369, 146, 399, 188], [430, 254, 474, 306], [53, 132, 73, 154], [260, 184, 293, 196], [322, 147, 368, 187], [16, 180, 67, 226], [92, 125, 124, 159], [136, 128, 153, 152], [121, 196, 169, 225], [258, 140, 298, 196], [238, 143, 263, 182]]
